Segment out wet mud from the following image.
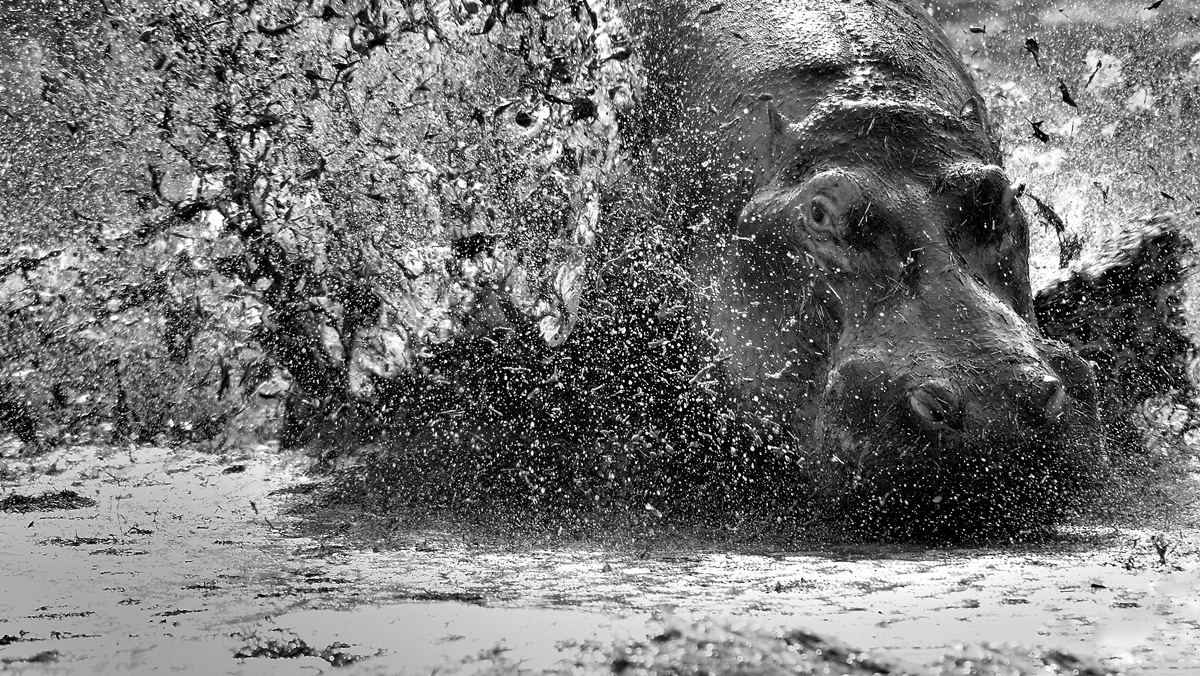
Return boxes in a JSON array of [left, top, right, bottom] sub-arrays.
[[1, 443, 1198, 674]]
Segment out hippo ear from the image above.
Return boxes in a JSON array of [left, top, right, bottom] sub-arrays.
[[958, 96, 984, 127], [766, 99, 789, 140], [752, 99, 792, 183]]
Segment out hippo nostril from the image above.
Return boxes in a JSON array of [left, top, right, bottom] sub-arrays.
[[908, 380, 960, 429], [1042, 377, 1067, 421], [1020, 375, 1066, 426]]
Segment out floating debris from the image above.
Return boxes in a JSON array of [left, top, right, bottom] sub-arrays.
[[0, 490, 97, 513]]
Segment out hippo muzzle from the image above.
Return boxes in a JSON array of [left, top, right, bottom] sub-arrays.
[[805, 162, 1102, 540], [814, 254, 1102, 541]]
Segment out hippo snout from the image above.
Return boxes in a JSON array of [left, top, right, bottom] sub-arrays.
[[823, 349, 1086, 431], [829, 354, 1084, 437], [905, 368, 1069, 432], [814, 343, 1101, 540]]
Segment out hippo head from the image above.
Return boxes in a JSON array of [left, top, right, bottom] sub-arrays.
[[706, 100, 1103, 540]]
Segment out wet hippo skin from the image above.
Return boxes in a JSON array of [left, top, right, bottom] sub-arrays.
[[627, 0, 1104, 539]]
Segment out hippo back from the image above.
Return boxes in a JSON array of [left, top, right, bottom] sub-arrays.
[[631, 0, 1001, 185]]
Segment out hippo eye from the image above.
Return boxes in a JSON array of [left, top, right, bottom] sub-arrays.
[[800, 170, 862, 238], [809, 196, 837, 232]]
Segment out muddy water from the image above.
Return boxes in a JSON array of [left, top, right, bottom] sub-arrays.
[[1, 444, 1199, 674], [298, 530, 1200, 673], [0, 444, 318, 674]]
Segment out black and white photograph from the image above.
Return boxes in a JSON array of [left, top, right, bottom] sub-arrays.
[[2, 0, 1199, 673]]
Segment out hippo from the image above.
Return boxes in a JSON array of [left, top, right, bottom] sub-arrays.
[[624, 0, 1105, 539]]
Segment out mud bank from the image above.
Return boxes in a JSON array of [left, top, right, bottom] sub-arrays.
[[1, 444, 1198, 674]]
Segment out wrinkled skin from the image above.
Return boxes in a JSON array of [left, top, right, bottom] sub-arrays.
[[629, 0, 1104, 539]]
